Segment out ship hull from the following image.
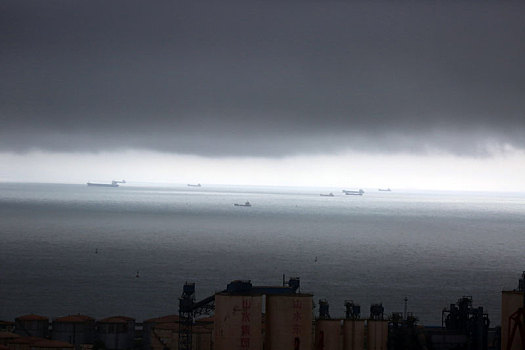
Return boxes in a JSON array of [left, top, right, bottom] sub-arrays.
[[87, 183, 119, 187]]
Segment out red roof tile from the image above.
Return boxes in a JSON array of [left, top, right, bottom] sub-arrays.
[[15, 315, 48, 322], [152, 323, 178, 331], [97, 316, 134, 324], [54, 315, 94, 323], [8, 337, 46, 345], [31, 340, 74, 348], [195, 316, 213, 323], [143, 315, 179, 324], [0, 332, 20, 339]]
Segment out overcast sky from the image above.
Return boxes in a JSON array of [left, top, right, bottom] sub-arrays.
[[1, 1, 524, 190]]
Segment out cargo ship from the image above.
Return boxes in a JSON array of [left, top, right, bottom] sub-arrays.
[[342, 189, 364, 196], [234, 201, 252, 207], [320, 193, 334, 197], [187, 184, 202, 187], [87, 180, 126, 187], [378, 188, 391, 192]]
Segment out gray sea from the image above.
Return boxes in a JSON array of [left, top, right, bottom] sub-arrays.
[[0, 183, 524, 326]]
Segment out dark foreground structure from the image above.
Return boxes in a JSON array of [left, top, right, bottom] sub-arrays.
[[1, 271, 524, 350]]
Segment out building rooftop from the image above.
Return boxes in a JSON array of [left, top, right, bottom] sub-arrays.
[[143, 315, 179, 324], [97, 316, 134, 324], [16, 315, 48, 321], [8, 336, 46, 345], [195, 316, 213, 323], [54, 315, 94, 323], [0, 331, 20, 339], [152, 323, 178, 331], [32, 339, 74, 348]]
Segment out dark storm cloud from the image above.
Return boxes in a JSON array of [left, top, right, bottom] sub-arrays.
[[1, 0, 524, 156]]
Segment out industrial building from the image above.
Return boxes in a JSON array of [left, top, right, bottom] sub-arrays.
[[264, 293, 313, 350], [3, 271, 525, 350], [311, 299, 389, 350], [214, 293, 263, 350]]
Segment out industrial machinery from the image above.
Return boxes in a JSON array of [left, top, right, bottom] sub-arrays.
[[370, 303, 385, 320], [506, 271, 525, 350], [344, 300, 361, 320], [388, 310, 422, 350], [318, 299, 330, 319], [178, 277, 301, 350], [441, 296, 490, 350]]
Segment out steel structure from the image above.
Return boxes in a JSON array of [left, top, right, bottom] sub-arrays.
[[344, 300, 361, 320], [370, 303, 384, 320], [442, 296, 490, 350], [318, 299, 330, 319]]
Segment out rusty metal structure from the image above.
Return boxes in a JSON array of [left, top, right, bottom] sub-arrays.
[[506, 271, 525, 350]]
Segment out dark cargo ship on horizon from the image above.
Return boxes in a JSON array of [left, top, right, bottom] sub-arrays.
[[87, 180, 126, 187]]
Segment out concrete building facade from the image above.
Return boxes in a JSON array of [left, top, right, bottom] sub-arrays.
[[342, 320, 364, 350], [265, 294, 313, 350], [315, 320, 342, 350], [214, 294, 262, 350], [366, 321, 388, 350]]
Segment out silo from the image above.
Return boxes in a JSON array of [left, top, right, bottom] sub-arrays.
[[265, 294, 313, 350], [142, 315, 179, 350], [214, 293, 263, 350], [314, 320, 341, 350], [52, 315, 95, 348], [501, 290, 524, 350], [342, 320, 364, 350], [149, 323, 178, 350], [14, 315, 49, 338], [366, 321, 387, 350], [96, 316, 135, 350]]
